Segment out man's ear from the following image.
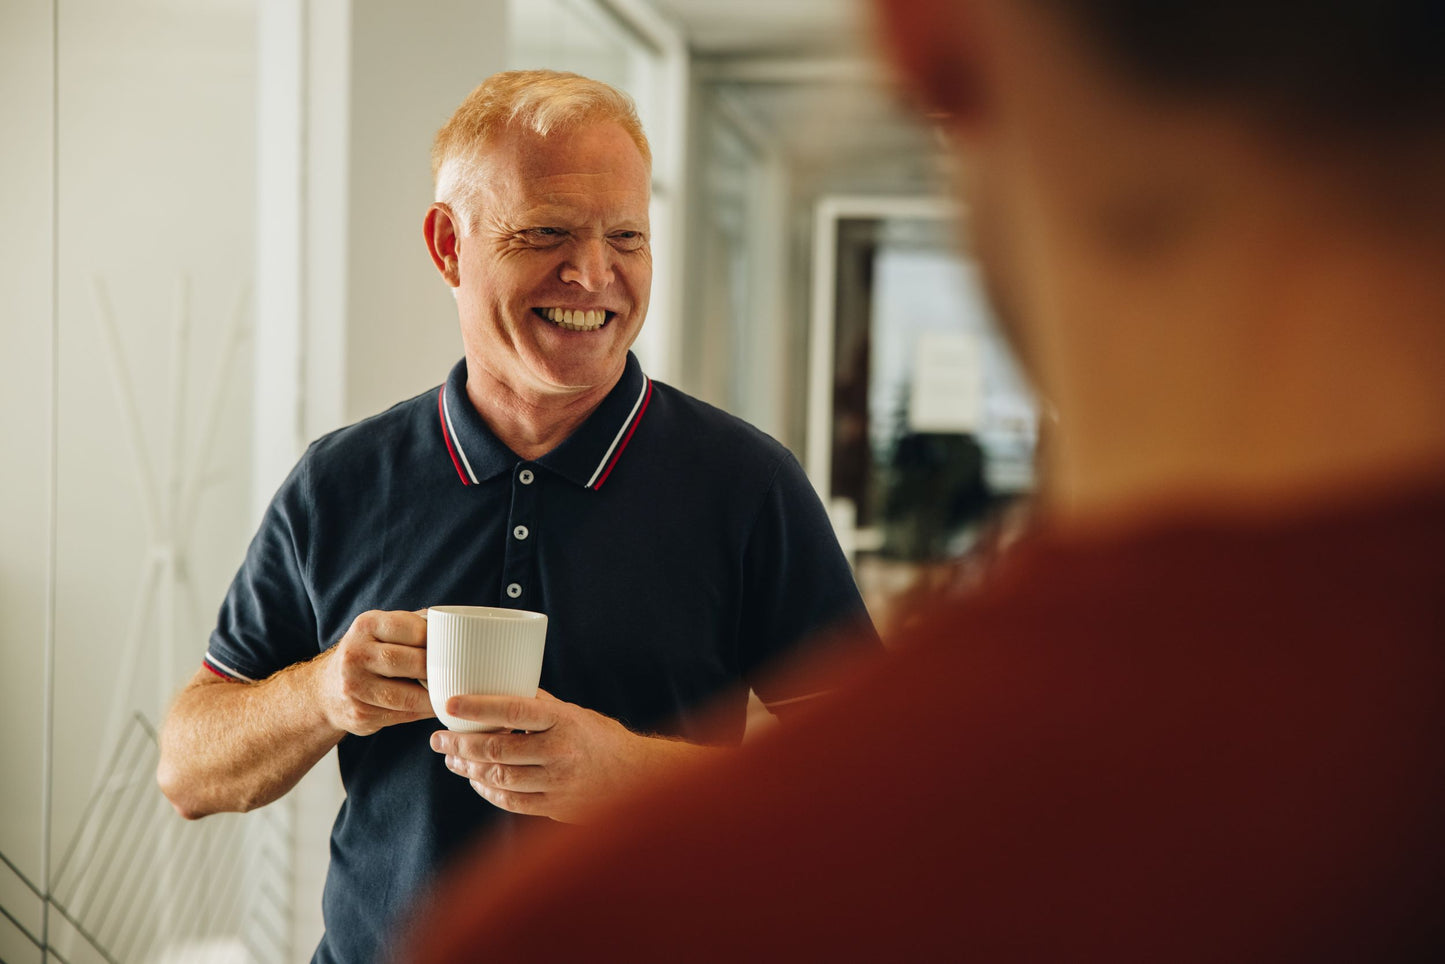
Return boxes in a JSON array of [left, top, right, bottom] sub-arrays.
[[424, 203, 462, 287], [871, 0, 991, 134]]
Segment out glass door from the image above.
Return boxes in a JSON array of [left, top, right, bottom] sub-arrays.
[[807, 198, 1038, 638]]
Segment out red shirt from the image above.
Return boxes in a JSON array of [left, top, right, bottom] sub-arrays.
[[402, 481, 1445, 963]]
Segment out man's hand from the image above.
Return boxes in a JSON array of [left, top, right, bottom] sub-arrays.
[[312, 609, 434, 736], [429, 690, 716, 823]]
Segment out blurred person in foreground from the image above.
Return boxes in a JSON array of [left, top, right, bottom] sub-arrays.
[[400, 1, 1445, 961], [156, 69, 875, 964]]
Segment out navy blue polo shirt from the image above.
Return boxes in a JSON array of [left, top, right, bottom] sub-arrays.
[[204, 352, 877, 964]]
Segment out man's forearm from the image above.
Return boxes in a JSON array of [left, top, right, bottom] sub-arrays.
[[157, 660, 343, 819], [637, 730, 731, 771]]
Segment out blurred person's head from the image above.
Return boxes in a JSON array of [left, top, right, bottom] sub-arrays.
[[424, 70, 652, 401], [871, 0, 1445, 520]]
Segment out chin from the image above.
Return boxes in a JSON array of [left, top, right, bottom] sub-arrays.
[[529, 356, 624, 393]]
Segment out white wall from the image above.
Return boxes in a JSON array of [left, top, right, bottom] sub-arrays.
[[341, 0, 504, 425]]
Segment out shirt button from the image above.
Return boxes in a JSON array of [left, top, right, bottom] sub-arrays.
[[518, 469, 535, 485], [513, 525, 529, 541], [506, 583, 522, 599]]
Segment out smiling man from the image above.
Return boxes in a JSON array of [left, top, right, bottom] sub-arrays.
[[425, 111, 653, 452], [156, 70, 876, 964]]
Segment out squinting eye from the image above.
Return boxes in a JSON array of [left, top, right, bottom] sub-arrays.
[[523, 227, 565, 244], [611, 232, 646, 251]]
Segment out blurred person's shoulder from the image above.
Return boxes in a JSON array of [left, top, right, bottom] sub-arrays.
[[403, 476, 1445, 964], [764, 474, 1445, 957], [933, 473, 1445, 656]]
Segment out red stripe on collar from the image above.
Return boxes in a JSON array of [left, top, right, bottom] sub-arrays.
[[591, 378, 653, 491], [438, 388, 471, 486]]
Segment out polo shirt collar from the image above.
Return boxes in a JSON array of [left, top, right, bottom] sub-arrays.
[[437, 352, 653, 491]]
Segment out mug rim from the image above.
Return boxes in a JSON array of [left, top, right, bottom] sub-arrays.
[[427, 605, 546, 621]]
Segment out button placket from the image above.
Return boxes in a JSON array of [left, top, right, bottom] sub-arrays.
[[500, 464, 540, 607]]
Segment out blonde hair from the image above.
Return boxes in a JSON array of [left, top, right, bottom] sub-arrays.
[[432, 69, 652, 228]]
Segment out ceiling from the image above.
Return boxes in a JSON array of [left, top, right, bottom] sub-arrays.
[[645, 0, 944, 199], [644, 0, 869, 56]]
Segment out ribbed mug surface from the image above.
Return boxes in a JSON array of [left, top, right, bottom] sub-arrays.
[[427, 606, 547, 732]]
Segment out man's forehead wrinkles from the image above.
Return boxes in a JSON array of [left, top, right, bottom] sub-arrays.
[[515, 161, 642, 184], [493, 175, 639, 199], [529, 187, 642, 201], [524, 167, 627, 179], [516, 192, 648, 219]]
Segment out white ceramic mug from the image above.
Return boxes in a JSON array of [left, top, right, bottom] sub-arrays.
[[425, 606, 547, 732]]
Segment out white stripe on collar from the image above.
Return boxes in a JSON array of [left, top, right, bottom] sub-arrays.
[[586, 376, 650, 489], [442, 387, 479, 485]]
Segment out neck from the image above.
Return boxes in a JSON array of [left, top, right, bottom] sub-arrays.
[[463, 361, 622, 461], [1033, 166, 1445, 530]]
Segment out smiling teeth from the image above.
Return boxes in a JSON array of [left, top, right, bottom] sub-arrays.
[[543, 308, 607, 331]]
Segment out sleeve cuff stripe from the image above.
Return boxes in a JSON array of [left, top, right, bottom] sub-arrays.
[[203, 654, 256, 683]]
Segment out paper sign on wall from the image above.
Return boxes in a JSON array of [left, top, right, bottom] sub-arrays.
[[907, 331, 982, 433]]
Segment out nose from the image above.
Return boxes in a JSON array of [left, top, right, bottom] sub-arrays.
[[558, 237, 615, 291]]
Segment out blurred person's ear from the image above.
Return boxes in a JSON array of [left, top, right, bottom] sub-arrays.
[[871, 0, 991, 134]]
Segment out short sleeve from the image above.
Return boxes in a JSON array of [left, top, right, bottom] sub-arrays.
[[737, 452, 880, 708], [204, 453, 320, 682]]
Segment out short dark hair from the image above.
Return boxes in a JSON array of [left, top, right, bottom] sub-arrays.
[[1043, 0, 1445, 130]]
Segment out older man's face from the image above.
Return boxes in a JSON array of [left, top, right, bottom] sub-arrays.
[[455, 121, 652, 398]]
